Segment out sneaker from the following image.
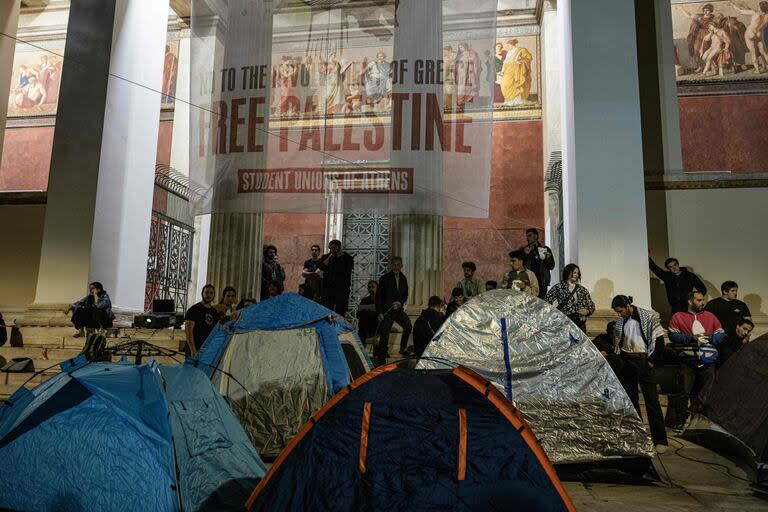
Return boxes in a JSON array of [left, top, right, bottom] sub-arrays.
[[655, 444, 669, 455]]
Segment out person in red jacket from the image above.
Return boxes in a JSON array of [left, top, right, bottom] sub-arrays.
[[668, 291, 725, 412]]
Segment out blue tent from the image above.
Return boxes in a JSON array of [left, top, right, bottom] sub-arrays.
[[246, 364, 576, 511], [188, 293, 372, 458], [0, 358, 266, 512]]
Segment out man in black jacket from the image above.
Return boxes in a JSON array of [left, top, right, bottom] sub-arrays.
[[520, 228, 555, 299], [413, 296, 446, 357], [319, 240, 354, 316], [374, 256, 412, 365], [649, 256, 706, 314]]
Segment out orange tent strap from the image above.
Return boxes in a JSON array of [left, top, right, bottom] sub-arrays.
[[457, 408, 467, 481], [245, 363, 397, 510], [359, 402, 372, 474], [452, 366, 576, 512]]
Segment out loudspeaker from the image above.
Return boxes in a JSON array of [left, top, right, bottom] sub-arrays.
[[133, 314, 171, 329]]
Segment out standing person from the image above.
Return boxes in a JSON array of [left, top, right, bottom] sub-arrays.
[[319, 240, 354, 316], [261, 245, 285, 301], [610, 295, 669, 453], [729, 0, 768, 74], [649, 256, 706, 314], [65, 282, 115, 337], [302, 244, 324, 302], [520, 228, 555, 299], [455, 262, 482, 299], [704, 280, 752, 336], [215, 286, 237, 322], [375, 257, 412, 364], [445, 288, 465, 318], [356, 280, 378, 342], [413, 296, 446, 357], [668, 291, 725, 412], [500, 250, 539, 297], [545, 264, 595, 333], [184, 284, 221, 357]]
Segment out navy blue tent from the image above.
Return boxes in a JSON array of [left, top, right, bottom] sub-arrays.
[[0, 359, 266, 512], [188, 293, 372, 458], [245, 364, 576, 512]]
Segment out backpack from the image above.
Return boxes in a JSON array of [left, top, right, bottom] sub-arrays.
[[0, 312, 6, 347]]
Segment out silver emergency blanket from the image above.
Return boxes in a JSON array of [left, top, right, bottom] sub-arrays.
[[418, 289, 654, 464], [213, 328, 328, 458]]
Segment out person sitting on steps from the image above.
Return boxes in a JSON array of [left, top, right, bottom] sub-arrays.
[[65, 281, 115, 337]]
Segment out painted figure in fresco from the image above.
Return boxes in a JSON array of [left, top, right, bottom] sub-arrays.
[[298, 55, 315, 115], [714, 13, 749, 71], [702, 23, 732, 76], [493, 41, 506, 103], [681, 3, 716, 72], [24, 74, 47, 107], [38, 55, 62, 104], [363, 50, 391, 111], [162, 44, 178, 103], [442, 45, 456, 110], [454, 42, 482, 111], [277, 56, 301, 116], [729, 0, 768, 74], [316, 52, 347, 114], [480, 49, 494, 103], [501, 38, 532, 106]]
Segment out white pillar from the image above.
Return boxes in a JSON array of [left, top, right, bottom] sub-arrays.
[[206, 212, 263, 300], [540, 0, 563, 276], [170, 31, 190, 175], [560, 0, 651, 309], [29, 0, 169, 320], [390, 215, 442, 310], [88, 0, 172, 314], [0, 1, 21, 162], [653, 0, 683, 174]]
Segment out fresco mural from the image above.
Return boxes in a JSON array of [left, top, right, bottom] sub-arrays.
[[161, 40, 179, 109], [267, 31, 539, 120], [7, 40, 64, 117], [671, 0, 768, 81]]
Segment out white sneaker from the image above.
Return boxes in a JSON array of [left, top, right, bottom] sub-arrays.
[[655, 444, 669, 455]]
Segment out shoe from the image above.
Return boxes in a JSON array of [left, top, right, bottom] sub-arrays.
[[73, 330, 85, 338], [398, 349, 409, 355], [655, 444, 669, 455]]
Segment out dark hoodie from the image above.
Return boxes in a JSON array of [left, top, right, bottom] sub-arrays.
[[413, 308, 446, 356], [649, 257, 707, 313]]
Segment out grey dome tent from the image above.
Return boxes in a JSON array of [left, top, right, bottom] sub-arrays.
[[417, 289, 654, 477], [682, 338, 768, 490]]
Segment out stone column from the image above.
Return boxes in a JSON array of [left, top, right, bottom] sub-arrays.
[[560, 0, 652, 310], [653, 0, 683, 174], [540, 0, 563, 277], [206, 212, 263, 301], [27, 0, 170, 323], [390, 0, 444, 310], [0, 0, 20, 161], [390, 215, 443, 310]]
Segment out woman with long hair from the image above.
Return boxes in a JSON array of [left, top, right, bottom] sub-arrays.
[[65, 281, 115, 336], [544, 264, 595, 332]]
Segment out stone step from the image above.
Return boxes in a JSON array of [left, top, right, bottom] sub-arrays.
[[8, 326, 185, 349], [4, 368, 58, 386], [0, 346, 82, 362], [62, 336, 183, 351]]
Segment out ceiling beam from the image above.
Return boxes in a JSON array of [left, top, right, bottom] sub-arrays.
[[170, 0, 190, 18]]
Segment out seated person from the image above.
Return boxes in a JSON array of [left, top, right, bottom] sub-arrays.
[[445, 287, 464, 318], [265, 280, 283, 299], [485, 280, 498, 291], [298, 283, 314, 300], [592, 321, 623, 376], [214, 286, 238, 322], [413, 296, 446, 357], [717, 317, 754, 368], [236, 295, 256, 310], [65, 281, 115, 337], [356, 280, 378, 342]]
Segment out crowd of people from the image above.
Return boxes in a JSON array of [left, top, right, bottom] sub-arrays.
[[66, 227, 757, 454]]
